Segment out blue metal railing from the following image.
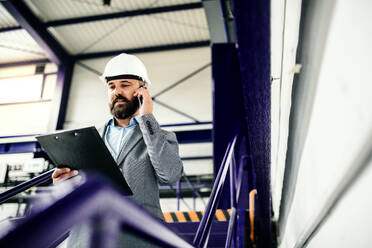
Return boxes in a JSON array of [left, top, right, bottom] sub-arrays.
[[193, 131, 239, 247], [193, 129, 256, 248], [0, 169, 55, 204], [0, 174, 193, 248], [0, 130, 255, 247]]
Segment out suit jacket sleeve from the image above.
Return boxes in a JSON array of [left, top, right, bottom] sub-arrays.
[[136, 113, 183, 184]]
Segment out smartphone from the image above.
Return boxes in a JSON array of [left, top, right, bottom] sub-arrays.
[[138, 86, 143, 105]]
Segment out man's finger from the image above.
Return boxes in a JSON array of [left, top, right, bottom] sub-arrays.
[[142, 87, 152, 102], [53, 170, 78, 183], [52, 168, 71, 179]]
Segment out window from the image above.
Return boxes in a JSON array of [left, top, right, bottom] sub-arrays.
[[0, 63, 57, 105], [0, 63, 58, 136], [0, 75, 44, 104]]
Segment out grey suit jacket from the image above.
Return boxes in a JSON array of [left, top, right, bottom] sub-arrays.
[[98, 113, 183, 219], [68, 114, 183, 248]]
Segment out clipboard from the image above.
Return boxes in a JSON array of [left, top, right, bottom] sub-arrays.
[[36, 127, 132, 195]]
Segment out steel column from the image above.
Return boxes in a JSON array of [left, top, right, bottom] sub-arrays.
[[212, 43, 244, 209], [233, 0, 272, 246]]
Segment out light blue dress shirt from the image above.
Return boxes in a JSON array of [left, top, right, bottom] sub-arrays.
[[104, 117, 138, 160]]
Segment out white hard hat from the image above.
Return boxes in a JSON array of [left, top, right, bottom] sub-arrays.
[[100, 53, 151, 85]]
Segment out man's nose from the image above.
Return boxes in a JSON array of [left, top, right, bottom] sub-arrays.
[[112, 87, 121, 96]]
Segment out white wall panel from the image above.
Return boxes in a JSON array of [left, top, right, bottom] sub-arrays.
[[307, 160, 372, 248], [270, 0, 302, 220], [279, 0, 372, 247]]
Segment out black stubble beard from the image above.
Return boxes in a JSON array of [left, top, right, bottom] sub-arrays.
[[109, 97, 139, 120]]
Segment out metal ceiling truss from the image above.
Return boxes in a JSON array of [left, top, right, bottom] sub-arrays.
[[45, 2, 203, 27], [74, 40, 210, 60], [0, 58, 49, 68], [0, 2, 203, 33], [0, 41, 210, 68], [152, 62, 211, 99]]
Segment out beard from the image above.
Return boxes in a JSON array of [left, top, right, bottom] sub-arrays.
[[109, 95, 139, 120]]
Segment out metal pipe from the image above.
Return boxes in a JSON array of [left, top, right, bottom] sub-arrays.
[[182, 173, 206, 206], [225, 150, 237, 248], [225, 207, 237, 248], [177, 180, 181, 211]]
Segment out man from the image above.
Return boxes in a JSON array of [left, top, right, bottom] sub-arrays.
[[52, 53, 184, 247]]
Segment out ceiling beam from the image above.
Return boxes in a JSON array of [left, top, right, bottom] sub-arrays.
[[1, 0, 72, 65], [0, 26, 21, 33], [175, 129, 212, 144], [0, 2, 203, 33], [44, 2, 203, 27], [75, 40, 210, 60], [0, 59, 50, 68]]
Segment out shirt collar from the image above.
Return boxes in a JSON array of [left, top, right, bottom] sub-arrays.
[[107, 116, 138, 127]]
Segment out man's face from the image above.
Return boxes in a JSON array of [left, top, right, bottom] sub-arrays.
[[107, 78, 140, 119]]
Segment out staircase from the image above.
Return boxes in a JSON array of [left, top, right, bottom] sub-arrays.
[[166, 221, 229, 248]]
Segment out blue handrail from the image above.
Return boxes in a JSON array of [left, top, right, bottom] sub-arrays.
[[0, 169, 55, 204], [193, 131, 238, 247], [0, 174, 193, 248]]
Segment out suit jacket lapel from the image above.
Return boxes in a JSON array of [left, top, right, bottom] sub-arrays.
[[98, 124, 108, 138], [116, 125, 143, 165]]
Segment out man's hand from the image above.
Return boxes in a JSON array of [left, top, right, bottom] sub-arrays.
[[134, 86, 153, 116], [52, 167, 78, 184]]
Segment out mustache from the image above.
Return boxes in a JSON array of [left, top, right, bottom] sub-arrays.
[[113, 95, 129, 104]]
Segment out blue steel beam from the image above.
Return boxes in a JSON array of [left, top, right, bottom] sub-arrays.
[[175, 129, 212, 144], [160, 121, 212, 128], [0, 129, 212, 154], [1, 0, 72, 65], [75, 40, 210, 60], [212, 43, 245, 209], [181, 156, 212, 161]]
